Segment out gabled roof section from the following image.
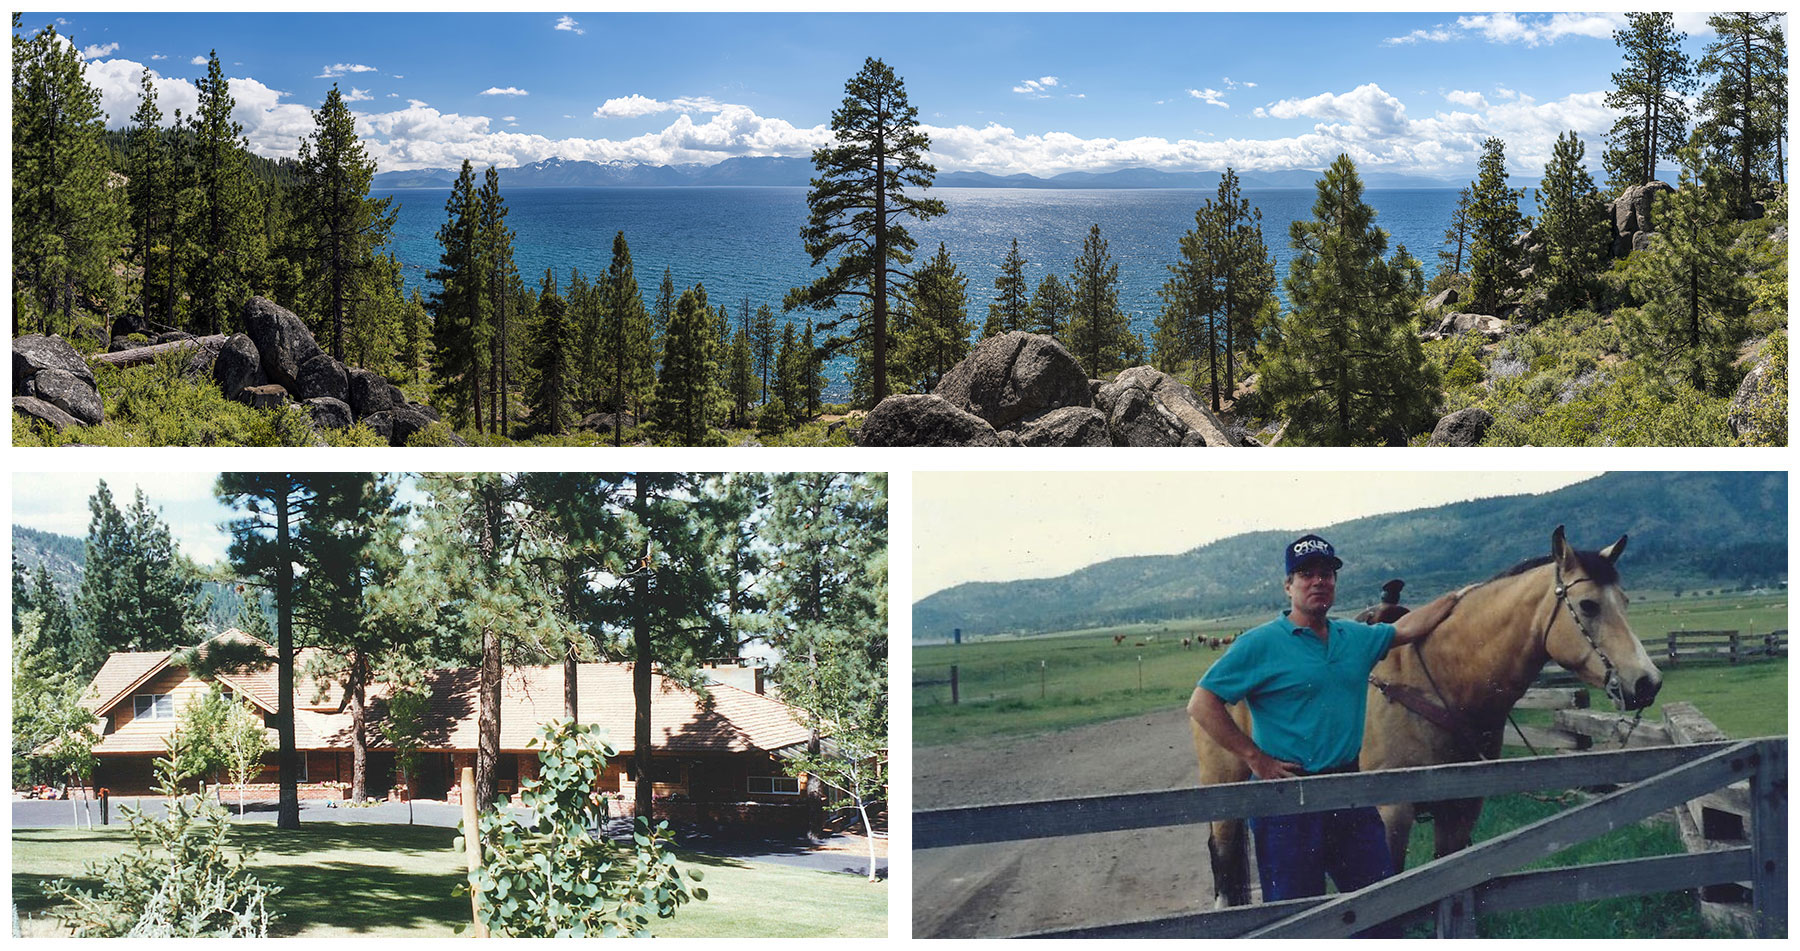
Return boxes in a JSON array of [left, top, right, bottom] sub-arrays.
[[83, 650, 177, 716]]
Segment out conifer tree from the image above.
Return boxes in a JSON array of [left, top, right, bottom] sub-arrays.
[[530, 277, 574, 436], [1534, 131, 1610, 314], [126, 68, 177, 331], [766, 322, 801, 432], [728, 325, 756, 428], [1258, 154, 1439, 445], [895, 242, 973, 391], [651, 265, 675, 366], [12, 21, 125, 336], [294, 84, 396, 364], [1436, 186, 1474, 282], [982, 238, 1031, 338], [1155, 169, 1275, 409], [477, 166, 518, 437], [1065, 224, 1141, 377], [1466, 137, 1529, 315], [654, 286, 721, 443], [600, 231, 655, 445], [429, 160, 488, 431], [1603, 13, 1695, 191], [188, 51, 265, 335], [74, 481, 204, 676], [803, 317, 824, 417], [1616, 148, 1755, 394], [400, 287, 431, 384], [1696, 12, 1787, 211], [751, 303, 778, 405], [1031, 272, 1071, 340], [786, 57, 946, 405]]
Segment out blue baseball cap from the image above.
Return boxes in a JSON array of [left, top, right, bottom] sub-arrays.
[[1285, 534, 1343, 574]]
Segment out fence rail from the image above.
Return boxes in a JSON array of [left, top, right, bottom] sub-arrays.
[[915, 739, 1786, 938], [1663, 629, 1787, 665]]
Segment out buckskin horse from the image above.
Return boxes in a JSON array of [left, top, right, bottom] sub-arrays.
[[1190, 526, 1663, 907]]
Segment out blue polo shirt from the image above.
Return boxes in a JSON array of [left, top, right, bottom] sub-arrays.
[[1198, 612, 1396, 772]]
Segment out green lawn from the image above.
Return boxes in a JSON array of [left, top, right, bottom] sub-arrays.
[[13, 823, 886, 938]]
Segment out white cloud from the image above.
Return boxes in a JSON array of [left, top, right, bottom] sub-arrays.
[[1384, 26, 1455, 46], [1493, 85, 1519, 102], [1188, 87, 1229, 109], [480, 86, 529, 97], [319, 63, 377, 78], [1388, 13, 1631, 48], [1013, 76, 1059, 98], [1445, 89, 1488, 110], [555, 15, 585, 35], [81, 42, 119, 59], [344, 87, 373, 103], [1257, 83, 1410, 137], [150, 53, 166, 61], [593, 94, 725, 118], [190, 55, 208, 66]]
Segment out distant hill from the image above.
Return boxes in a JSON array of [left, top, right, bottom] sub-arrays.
[[374, 156, 1456, 192], [913, 472, 1787, 641], [12, 526, 269, 634]]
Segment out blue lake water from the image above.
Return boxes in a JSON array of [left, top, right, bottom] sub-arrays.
[[381, 185, 1487, 397]]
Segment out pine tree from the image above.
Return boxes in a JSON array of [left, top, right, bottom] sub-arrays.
[[728, 325, 755, 428], [1696, 12, 1787, 212], [1258, 154, 1440, 445], [766, 322, 801, 432], [1466, 137, 1529, 315], [653, 286, 720, 443], [982, 238, 1031, 338], [803, 317, 824, 417], [786, 57, 946, 406], [74, 481, 203, 676], [1436, 186, 1474, 282], [1534, 131, 1610, 314], [1603, 13, 1695, 191], [751, 303, 779, 405], [651, 266, 675, 367], [893, 242, 973, 391], [477, 166, 518, 437], [1065, 224, 1141, 376], [1031, 272, 1071, 341], [428, 160, 488, 431], [600, 231, 655, 445], [1154, 169, 1275, 410], [188, 51, 266, 335], [12, 21, 125, 336], [1616, 148, 1755, 394], [126, 68, 176, 331], [400, 287, 431, 384], [293, 84, 396, 364], [530, 278, 574, 436]]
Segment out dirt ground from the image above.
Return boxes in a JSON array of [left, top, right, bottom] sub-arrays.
[[913, 705, 1219, 938]]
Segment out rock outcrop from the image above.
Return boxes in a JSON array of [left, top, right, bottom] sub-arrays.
[[1426, 407, 1494, 446], [856, 333, 1252, 447], [1422, 311, 1510, 341], [1727, 340, 1783, 445], [1609, 181, 1675, 259], [13, 334, 104, 427]]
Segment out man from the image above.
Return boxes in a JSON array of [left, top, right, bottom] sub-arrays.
[[1188, 534, 1458, 917]]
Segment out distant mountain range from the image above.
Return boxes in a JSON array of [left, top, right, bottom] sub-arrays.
[[912, 472, 1787, 642], [372, 156, 1458, 191]]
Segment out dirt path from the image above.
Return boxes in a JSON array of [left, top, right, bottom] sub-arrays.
[[913, 705, 1218, 937]]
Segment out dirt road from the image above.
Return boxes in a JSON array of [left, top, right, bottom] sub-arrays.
[[913, 704, 1218, 938]]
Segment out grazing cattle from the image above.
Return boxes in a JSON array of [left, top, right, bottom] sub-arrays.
[[1113, 634, 1126, 646], [1182, 637, 1193, 650], [1191, 527, 1661, 907]]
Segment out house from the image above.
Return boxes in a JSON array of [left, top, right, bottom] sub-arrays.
[[75, 631, 824, 830]]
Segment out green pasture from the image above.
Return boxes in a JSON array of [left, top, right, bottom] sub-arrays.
[[12, 823, 886, 938], [914, 593, 1787, 748]]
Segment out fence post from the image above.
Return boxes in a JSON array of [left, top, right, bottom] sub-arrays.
[[1668, 632, 1679, 665], [1435, 888, 1477, 938], [950, 665, 959, 705], [1751, 739, 1787, 938], [461, 766, 490, 938], [1730, 631, 1741, 664]]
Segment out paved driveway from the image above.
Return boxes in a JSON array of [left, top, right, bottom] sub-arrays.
[[12, 797, 886, 878]]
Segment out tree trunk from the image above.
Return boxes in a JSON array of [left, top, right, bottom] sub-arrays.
[[349, 650, 368, 803], [872, 107, 890, 405], [633, 477, 655, 821], [277, 479, 300, 829], [475, 487, 501, 809]]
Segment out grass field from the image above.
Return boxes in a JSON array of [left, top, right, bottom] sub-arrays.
[[914, 592, 1787, 747], [12, 823, 886, 938]]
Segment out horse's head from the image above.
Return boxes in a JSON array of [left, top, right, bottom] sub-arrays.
[[1543, 525, 1662, 711]]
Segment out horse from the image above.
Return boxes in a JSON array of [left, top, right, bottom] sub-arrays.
[[1189, 526, 1663, 907]]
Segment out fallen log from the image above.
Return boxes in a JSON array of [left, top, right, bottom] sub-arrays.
[[89, 334, 228, 368]]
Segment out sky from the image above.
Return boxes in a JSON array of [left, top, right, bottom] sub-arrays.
[[24, 10, 1740, 180], [911, 470, 1601, 601]]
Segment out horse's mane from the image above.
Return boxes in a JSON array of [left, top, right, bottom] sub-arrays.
[[1487, 550, 1620, 586]]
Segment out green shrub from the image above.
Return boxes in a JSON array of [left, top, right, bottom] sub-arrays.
[[45, 758, 277, 937], [456, 719, 704, 937]]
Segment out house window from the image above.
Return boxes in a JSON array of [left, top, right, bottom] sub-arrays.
[[748, 775, 802, 796], [133, 693, 175, 719]]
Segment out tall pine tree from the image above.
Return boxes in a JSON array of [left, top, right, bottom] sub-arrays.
[[600, 231, 655, 445], [1533, 131, 1610, 314], [982, 238, 1031, 338], [188, 51, 265, 335], [126, 68, 177, 332], [1696, 12, 1787, 212], [653, 286, 721, 444], [1065, 224, 1140, 377], [1465, 137, 1529, 315], [294, 85, 396, 363], [1603, 13, 1695, 191], [894, 242, 973, 391], [429, 160, 488, 432]]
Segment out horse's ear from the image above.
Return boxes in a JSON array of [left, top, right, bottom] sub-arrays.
[[1550, 525, 1569, 560], [1600, 534, 1627, 563]]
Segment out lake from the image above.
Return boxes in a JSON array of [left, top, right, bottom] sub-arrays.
[[381, 184, 1485, 397]]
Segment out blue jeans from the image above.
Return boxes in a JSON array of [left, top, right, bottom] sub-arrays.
[[1251, 804, 1398, 937]]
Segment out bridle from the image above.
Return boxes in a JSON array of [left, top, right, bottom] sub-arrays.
[[1539, 557, 1645, 744]]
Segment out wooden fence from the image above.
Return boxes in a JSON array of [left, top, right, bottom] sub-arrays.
[[914, 739, 1787, 938], [1663, 630, 1787, 665]]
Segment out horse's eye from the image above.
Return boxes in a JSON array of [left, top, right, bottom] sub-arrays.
[[1578, 599, 1601, 617]]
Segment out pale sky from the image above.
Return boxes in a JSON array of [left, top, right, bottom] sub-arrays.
[[912, 470, 1600, 601]]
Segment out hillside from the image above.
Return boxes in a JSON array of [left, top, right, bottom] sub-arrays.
[[12, 525, 266, 634], [913, 471, 1787, 640]]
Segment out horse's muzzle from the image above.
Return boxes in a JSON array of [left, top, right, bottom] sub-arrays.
[[1622, 673, 1661, 711]]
